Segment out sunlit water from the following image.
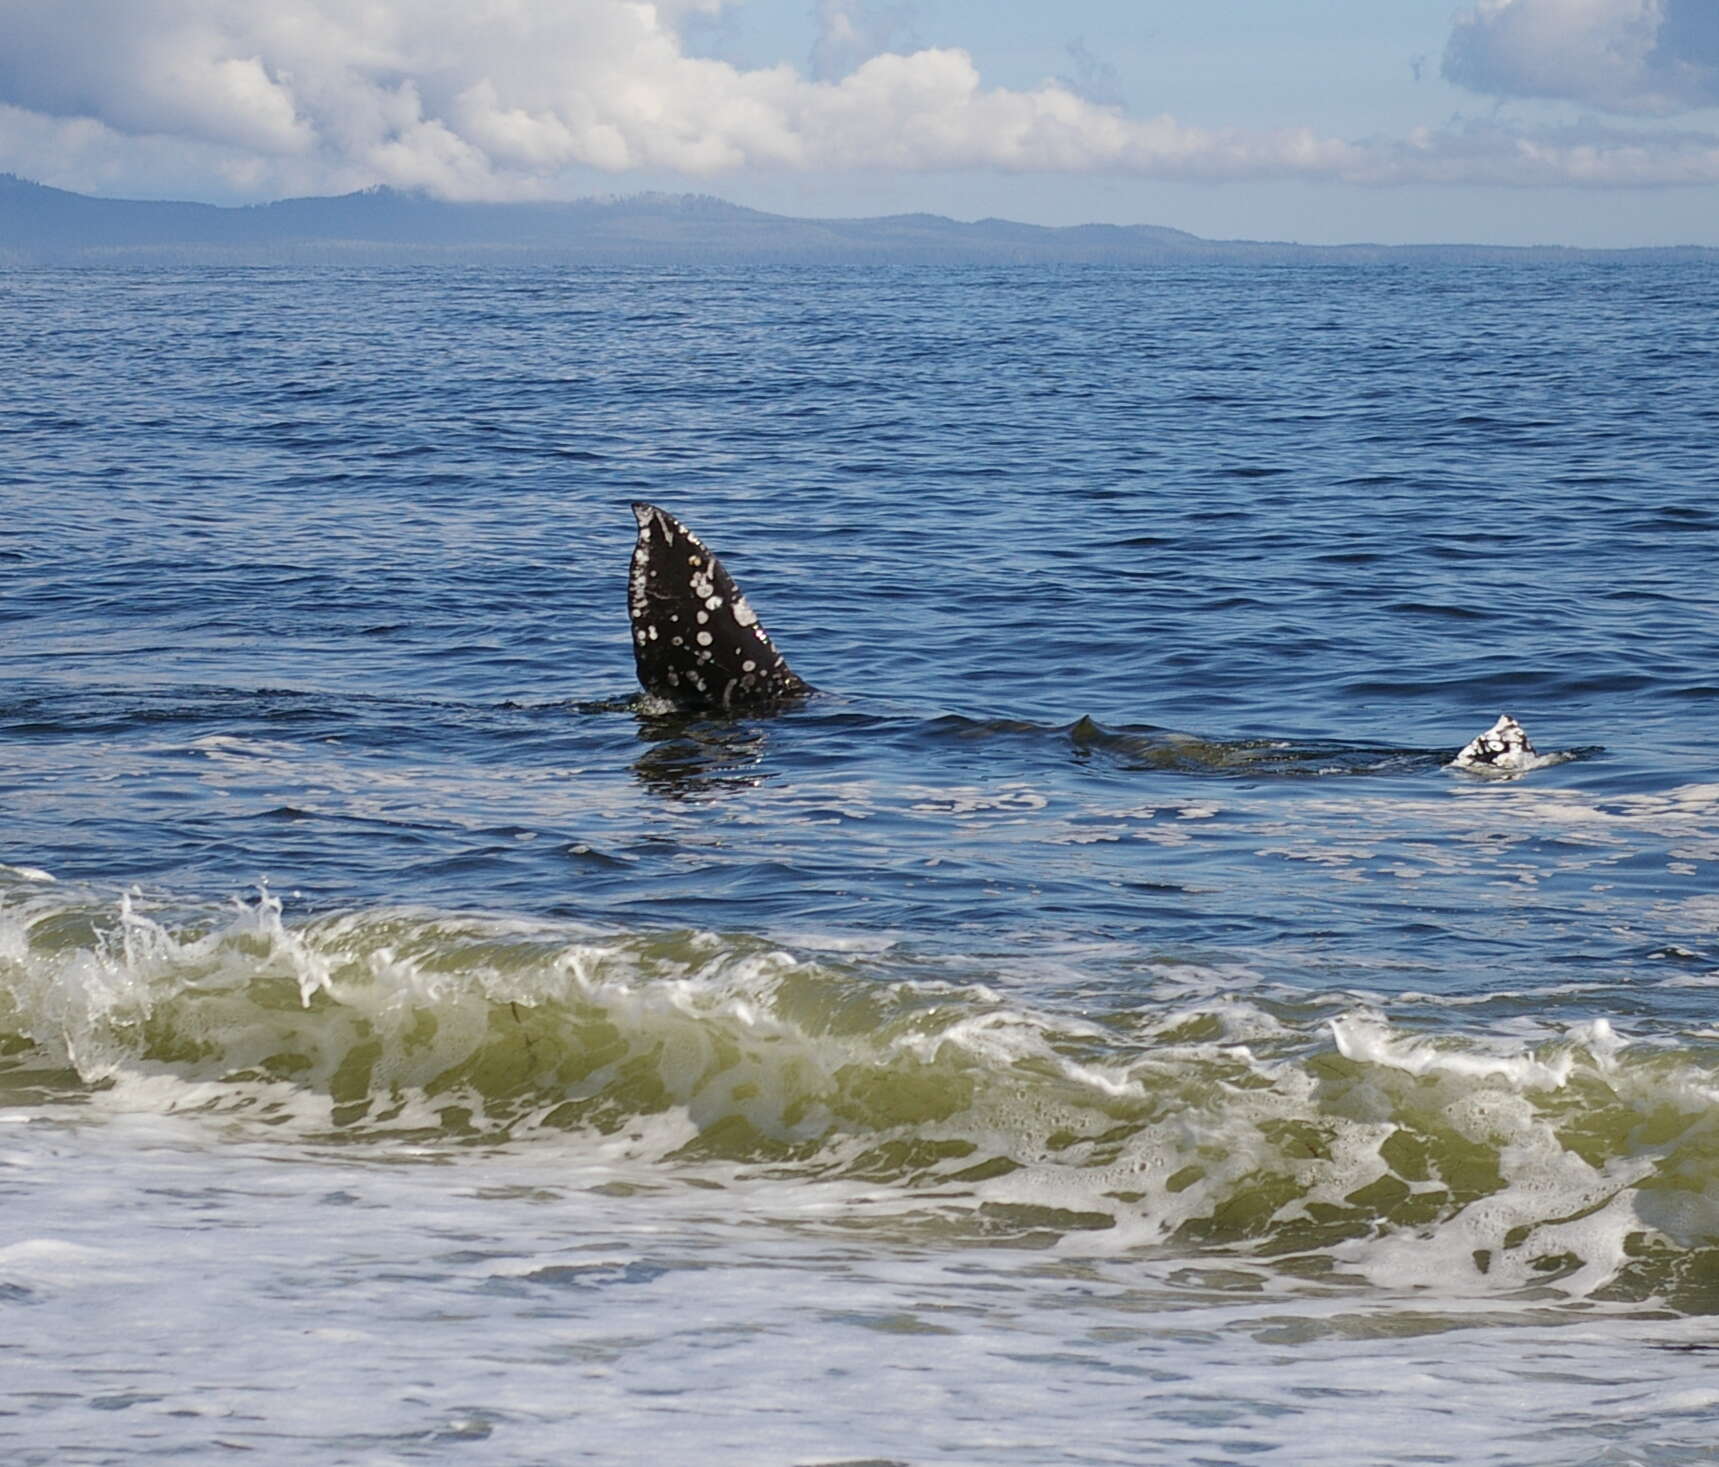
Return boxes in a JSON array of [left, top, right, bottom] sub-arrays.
[[3, 262, 1718, 1464]]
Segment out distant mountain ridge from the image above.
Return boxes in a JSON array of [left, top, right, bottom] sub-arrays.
[[2, 173, 1714, 265]]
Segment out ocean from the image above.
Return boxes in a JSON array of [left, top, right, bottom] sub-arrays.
[[3, 260, 1717, 1465]]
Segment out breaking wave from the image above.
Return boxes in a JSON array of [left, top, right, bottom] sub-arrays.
[[4, 869, 1718, 1311]]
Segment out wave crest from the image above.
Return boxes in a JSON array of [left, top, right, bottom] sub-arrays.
[[4, 877, 1719, 1308]]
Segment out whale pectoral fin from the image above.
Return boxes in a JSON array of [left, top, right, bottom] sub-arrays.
[[628, 502, 810, 711], [1451, 713, 1537, 772]]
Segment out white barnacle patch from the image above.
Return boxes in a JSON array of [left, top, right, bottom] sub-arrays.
[[628, 501, 807, 706], [1451, 714, 1539, 774]]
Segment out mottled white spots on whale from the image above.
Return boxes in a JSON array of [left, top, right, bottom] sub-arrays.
[[626, 501, 810, 709], [1452, 714, 1541, 774]]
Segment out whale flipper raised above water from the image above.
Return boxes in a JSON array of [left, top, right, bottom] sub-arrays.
[[628, 502, 810, 711], [1451, 713, 1538, 773]]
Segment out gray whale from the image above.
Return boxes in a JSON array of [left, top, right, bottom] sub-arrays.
[[625, 505, 1553, 770]]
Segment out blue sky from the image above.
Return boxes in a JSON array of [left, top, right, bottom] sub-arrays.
[[2, 0, 1717, 245]]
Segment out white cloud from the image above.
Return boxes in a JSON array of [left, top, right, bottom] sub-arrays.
[[1363, 116, 1719, 187], [0, 0, 1716, 201], [1444, 0, 1719, 113]]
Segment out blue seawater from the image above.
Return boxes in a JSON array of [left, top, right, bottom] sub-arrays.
[[2, 262, 1718, 1465]]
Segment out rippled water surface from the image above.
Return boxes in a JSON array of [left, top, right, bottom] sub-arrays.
[[3, 263, 1718, 1464]]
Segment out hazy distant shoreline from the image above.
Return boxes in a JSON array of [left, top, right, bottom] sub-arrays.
[[4, 173, 1716, 266]]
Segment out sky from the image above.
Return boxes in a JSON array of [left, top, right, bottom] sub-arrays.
[[2, 0, 1718, 246]]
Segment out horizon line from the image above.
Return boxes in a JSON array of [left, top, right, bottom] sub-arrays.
[[5, 173, 1718, 256]]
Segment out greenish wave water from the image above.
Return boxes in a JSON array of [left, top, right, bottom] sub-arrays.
[[8, 875, 1716, 1314]]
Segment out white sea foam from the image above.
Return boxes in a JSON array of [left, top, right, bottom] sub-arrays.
[[1332, 1011, 1586, 1088], [3, 878, 1719, 1327]]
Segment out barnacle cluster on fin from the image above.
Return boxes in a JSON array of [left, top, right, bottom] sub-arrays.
[[627, 502, 810, 712]]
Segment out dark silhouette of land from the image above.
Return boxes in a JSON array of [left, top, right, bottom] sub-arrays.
[[3, 173, 1713, 265]]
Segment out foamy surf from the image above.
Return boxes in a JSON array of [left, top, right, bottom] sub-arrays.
[[4, 876, 1717, 1310]]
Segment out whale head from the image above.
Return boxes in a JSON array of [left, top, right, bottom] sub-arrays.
[[627, 502, 810, 712]]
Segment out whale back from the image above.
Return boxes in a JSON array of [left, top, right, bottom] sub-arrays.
[[627, 502, 809, 710]]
